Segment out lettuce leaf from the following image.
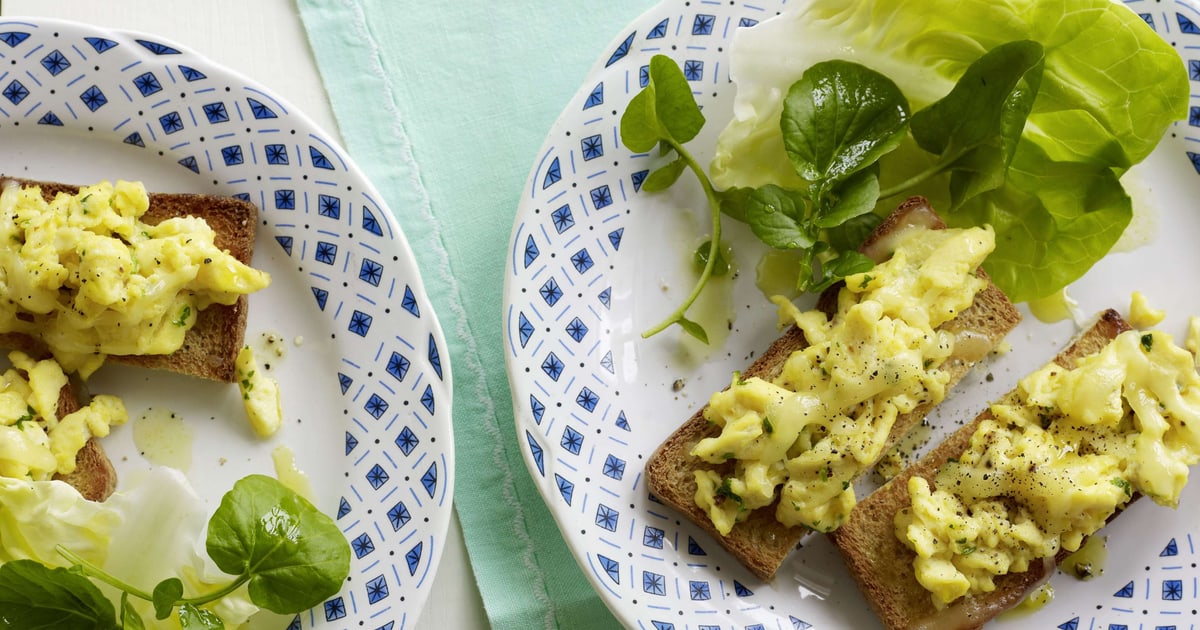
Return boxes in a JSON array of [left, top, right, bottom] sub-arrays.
[[0, 470, 265, 629], [711, 0, 1187, 301]]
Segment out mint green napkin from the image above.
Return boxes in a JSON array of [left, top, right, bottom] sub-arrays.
[[297, 2, 647, 627]]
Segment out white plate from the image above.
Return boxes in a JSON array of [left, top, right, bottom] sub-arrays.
[[504, 1, 1200, 627], [0, 17, 454, 629]]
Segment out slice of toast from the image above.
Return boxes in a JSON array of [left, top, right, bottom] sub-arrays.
[[828, 309, 1131, 630], [645, 197, 1022, 580], [0, 178, 258, 383], [44, 379, 116, 502]]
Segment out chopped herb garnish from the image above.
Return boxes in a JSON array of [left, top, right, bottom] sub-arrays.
[[717, 478, 744, 506], [1140, 333, 1154, 352], [1111, 477, 1133, 497], [172, 305, 192, 327], [13, 405, 35, 429], [762, 416, 774, 434]]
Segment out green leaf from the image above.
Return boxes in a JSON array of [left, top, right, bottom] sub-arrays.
[[811, 250, 876, 292], [745, 185, 814, 249], [642, 158, 687, 192], [0, 560, 118, 630], [676, 317, 709, 344], [815, 167, 880, 229], [619, 55, 705, 154], [620, 88, 661, 153], [648, 55, 706, 144], [177, 604, 224, 629], [120, 593, 146, 630], [826, 213, 883, 253], [717, 186, 754, 224], [781, 60, 909, 195], [955, 141, 1130, 302], [152, 578, 184, 620], [206, 475, 350, 614], [693, 240, 731, 277], [910, 40, 1045, 206]]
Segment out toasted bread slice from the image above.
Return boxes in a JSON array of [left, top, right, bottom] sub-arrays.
[[43, 378, 117, 502], [54, 438, 116, 502], [828, 309, 1131, 630], [0, 178, 258, 383], [645, 197, 1021, 580]]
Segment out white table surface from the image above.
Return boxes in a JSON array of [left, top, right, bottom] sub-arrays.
[[0, 1, 491, 628]]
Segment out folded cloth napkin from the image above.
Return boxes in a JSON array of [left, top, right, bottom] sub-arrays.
[[297, 1, 647, 627]]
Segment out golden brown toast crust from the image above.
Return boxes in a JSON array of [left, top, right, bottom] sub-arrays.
[[644, 198, 1021, 580], [0, 178, 258, 383], [828, 309, 1131, 630], [45, 380, 117, 502]]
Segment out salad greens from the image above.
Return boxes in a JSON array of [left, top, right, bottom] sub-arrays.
[[628, 0, 1187, 340], [620, 55, 723, 342], [625, 39, 1051, 340], [0, 474, 349, 629], [710, 0, 1187, 304]]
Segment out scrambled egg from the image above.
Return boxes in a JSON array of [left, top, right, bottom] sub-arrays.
[[236, 346, 282, 437], [0, 350, 127, 481], [692, 225, 995, 534], [1129, 291, 1165, 328], [0, 180, 270, 377], [897, 328, 1200, 607]]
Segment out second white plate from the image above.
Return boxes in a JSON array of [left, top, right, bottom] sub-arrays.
[[504, 1, 1200, 627]]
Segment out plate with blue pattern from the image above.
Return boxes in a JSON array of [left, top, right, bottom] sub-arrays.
[[505, 1, 1200, 627], [0, 17, 453, 629]]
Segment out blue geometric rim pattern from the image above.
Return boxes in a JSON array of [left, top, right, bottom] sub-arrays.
[[0, 19, 453, 629], [504, 0, 1200, 628]]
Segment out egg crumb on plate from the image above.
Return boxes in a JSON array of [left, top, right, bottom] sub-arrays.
[[235, 345, 282, 437], [1129, 290, 1165, 328]]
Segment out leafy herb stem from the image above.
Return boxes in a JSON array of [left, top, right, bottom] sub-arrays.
[[876, 156, 958, 200], [58, 544, 254, 609], [641, 139, 723, 340], [57, 546, 152, 601]]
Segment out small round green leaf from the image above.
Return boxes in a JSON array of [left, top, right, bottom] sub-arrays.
[[177, 604, 224, 629], [676, 317, 709, 344], [648, 55, 705, 144], [815, 168, 880, 229], [781, 61, 909, 191], [152, 578, 184, 620], [619, 87, 662, 153], [746, 185, 814, 249], [693, 240, 731, 277], [642, 158, 687, 192], [206, 475, 350, 614]]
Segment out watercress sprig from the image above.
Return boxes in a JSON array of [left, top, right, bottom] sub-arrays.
[[0, 474, 351, 629], [620, 55, 721, 343], [625, 40, 1045, 342]]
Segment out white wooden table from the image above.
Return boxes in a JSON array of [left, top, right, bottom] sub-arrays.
[[0, 2, 490, 628]]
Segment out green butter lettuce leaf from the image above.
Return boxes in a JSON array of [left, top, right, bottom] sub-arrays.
[[951, 141, 1131, 303], [710, 0, 1187, 300]]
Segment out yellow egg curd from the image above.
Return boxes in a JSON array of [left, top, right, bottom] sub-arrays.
[[0, 350, 127, 481], [896, 327, 1200, 607], [0, 180, 270, 377], [691, 224, 995, 535]]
